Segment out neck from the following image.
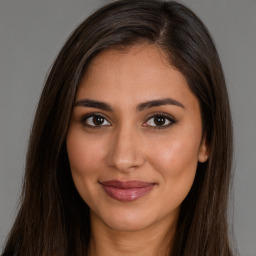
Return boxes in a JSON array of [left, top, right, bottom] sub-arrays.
[[88, 212, 178, 256]]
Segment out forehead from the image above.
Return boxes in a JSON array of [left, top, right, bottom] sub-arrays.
[[76, 44, 197, 109]]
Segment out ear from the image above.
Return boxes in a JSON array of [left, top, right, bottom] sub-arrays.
[[198, 134, 209, 163]]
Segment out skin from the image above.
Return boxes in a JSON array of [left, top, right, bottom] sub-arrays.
[[66, 44, 208, 256]]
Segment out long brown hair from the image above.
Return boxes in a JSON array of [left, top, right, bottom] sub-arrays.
[[2, 0, 234, 255]]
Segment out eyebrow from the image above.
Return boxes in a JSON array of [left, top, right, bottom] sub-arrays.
[[137, 98, 185, 111], [74, 99, 112, 111], [74, 98, 185, 111]]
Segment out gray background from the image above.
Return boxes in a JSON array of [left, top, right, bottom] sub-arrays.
[[0, 0, 255, 255]]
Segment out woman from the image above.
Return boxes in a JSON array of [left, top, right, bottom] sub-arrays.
[[2, 0, 234, 255]]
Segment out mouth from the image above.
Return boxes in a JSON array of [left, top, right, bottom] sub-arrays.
[[100, 180, 155, 202]]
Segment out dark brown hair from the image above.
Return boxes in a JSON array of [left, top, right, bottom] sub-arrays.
[[2, 0, 234, 255]]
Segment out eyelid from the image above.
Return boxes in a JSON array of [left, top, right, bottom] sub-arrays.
[[80, 112, 112, 127], [143, 112, 176, 128], [79, 111, 176, 129]]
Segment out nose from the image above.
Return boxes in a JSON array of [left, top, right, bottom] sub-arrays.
[[107, 126, 145, 172]]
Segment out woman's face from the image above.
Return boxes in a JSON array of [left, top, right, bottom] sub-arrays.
[[67, 44, 208, 232]]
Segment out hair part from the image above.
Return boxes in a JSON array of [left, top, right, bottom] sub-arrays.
[[2, 1, 234, 255]]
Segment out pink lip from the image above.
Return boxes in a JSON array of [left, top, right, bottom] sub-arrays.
[[100, 180, 155, 202]]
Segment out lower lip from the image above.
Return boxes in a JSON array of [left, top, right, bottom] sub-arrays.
[[101, 184, 155, 202]]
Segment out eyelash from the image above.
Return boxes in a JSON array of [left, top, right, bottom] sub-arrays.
[[143, 112, 176, 129], [80, 112, 176, 129], [81, 113, 111, 128]]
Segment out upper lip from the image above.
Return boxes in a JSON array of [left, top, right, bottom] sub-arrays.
[[100, 180, 155, 189]]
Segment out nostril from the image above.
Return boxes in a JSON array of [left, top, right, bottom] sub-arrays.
[[107, 146, 144, 172], [108, 158, 141, 172], [106, 128, 145, 172]]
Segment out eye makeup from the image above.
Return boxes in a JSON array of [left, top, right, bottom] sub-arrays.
[[79, 111, 177, 130], [143, 112, 177, 129]]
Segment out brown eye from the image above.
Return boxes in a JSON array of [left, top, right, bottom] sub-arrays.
[[93, 116, 105, 125], [153, 116, 166, 126], [83, 114, 111, 127], [144, 114, 174, 128]]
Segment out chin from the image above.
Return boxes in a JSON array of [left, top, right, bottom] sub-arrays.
[[91, 207, 159, 232], [106, 216, 154, 232]]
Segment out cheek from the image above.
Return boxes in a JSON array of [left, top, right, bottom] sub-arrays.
[[149, 134, 200, 175], [147, 128, 201, 202], [67, 130, 104, 175], [66, 130, 108, 206], [152, 142, 197, 212], [66, 130, 108, 203]]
